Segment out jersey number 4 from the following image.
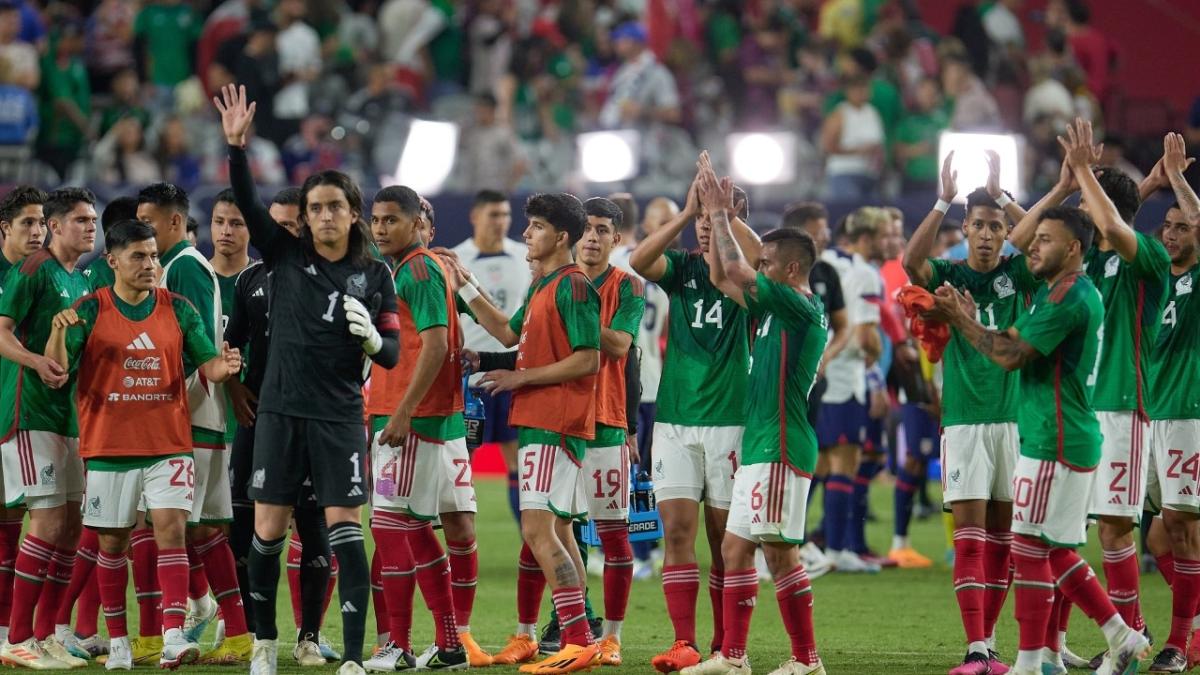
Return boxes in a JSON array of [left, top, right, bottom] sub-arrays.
[[691, 299, 724, 330]]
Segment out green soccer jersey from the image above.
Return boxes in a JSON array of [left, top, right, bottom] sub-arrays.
[[0, 252, 17, 279], [654, 250, 749, 427], [83, 255, 114, 291], [927, 255, 1040, 426], [216, 270, 241, 443], [0, 251, 93, 437], [1149, 265, 1200, 420], [741, 274, 827, 473], [1084, 233, 1169, 412], [66, 292, 218, 373], [1013, 272, 1105, 469]]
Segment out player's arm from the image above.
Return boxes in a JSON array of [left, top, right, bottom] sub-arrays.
[[630, 179, 699, 282], [822, 306, 851, 372], [696, 153, 756, 305], [1009, 154, 1080, 253], [925, 284, 1037, 371], [983, 149, 1027, 224], [0, 270, 68, 388], [215, 84, 285, 256], [1061, 119, 1140, 261], [601, 276, 644, 359], [462, 289, 519, 347], [174, 296, 240, 383], [380, 263, 452, 445], [43, 306, 89, 374], [904, 153, 958, 287], [1164, 132, 1200, 225]]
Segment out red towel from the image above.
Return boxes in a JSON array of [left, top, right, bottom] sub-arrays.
[[896, 285, 950, 363]]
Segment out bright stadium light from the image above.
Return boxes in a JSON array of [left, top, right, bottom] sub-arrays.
[[728, 132, 795, 185], [391, 120, 459, 195], [937, 132, 1022, 202], [578, 130, 639, 183]]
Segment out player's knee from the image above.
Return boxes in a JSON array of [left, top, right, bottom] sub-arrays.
[[440, 512, 475, 541], [96, 529, 130, 555], [1097, 517, 1135, 547], [719, 533, 754, 570], [1162, 510, 1200, 550], [762, 543, 800, 577], [153, 516, 188, 549]]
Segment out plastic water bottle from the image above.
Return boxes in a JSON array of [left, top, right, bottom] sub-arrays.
[[463, 371, 486, 450], [633, 466, 653, 512]]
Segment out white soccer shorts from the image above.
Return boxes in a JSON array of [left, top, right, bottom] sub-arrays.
[[583, 444, 630, 521], [516, 443, 586, 519], [189, 446, 233, 524], [1, 430, 84, 509], [83, 456, 195, 528], [373, 434, 477, 520], [1146, 419, 1200, 514], [1089, 411, 1150, 518], [651, 424, 743, 509], [1011, 456, 1096, 548], [940, 423, 1019, 504], [726, 462, 811, 545]]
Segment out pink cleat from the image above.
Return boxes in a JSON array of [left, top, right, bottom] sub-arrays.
[[949, 652, 991, 675], [989, 651, 1010, 674]]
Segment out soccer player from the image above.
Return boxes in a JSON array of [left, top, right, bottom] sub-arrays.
[[683, 154, 827, 675], [925, 205, 1150, 675], [451, 190, 532, 522], [457, 192, 602, 673], [83, 196, 138, 292], [0, 186, 46, 274], [903, 152, 1038, 674], [629, 175, 758, 672], [1010, 119, 1167, 661], [43, 219, 242, 669], [361, 185, 473, 671], [216, 84, 400, 675], [0, 187, 95, 668]]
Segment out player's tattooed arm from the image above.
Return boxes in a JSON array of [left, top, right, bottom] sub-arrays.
[[903, 152, 956, 287], [1163, 132, 1200, 226], [696, 152, 755, 306], [925, 284, 1036, 371]]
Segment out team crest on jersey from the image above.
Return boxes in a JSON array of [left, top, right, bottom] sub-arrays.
[[86, 496, 101, 516], [993, 274, 1015, 299], [1177, 274, 1193, 296], [40, 464, 55, 486], [950, 469, 961, 485], [252, 468, 265, 489], [345, 273, 367, 297], [1105, 256, 1120, 278]]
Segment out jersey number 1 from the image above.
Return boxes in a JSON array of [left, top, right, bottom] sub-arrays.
[[321, 291, 339, 322]]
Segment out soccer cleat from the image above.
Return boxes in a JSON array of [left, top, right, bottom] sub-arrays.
[[60, 632, 91, 661], [652, 640, 703, 673], [106, 637, 132, 671], [250, 638, 278, 675], [159, 628, 201, 669], [184, 597, 218, 644], [493, 634, 540, 665], [680, 654, 751, 675], [1058, 643, 1090, 670], [459, 632, 493, 667], [0, 637, 70, 670], [414, 645, 468, 670], [989, 651, 1010, 675], [319, 633, 342, 662], [948, 651, 991, 674], [523, 643, 601, 674], [1102, 625, 1151, 675], [887, 547, 933, 569], [539, 620, 561, 655], [830, 550, 881, 573], [77, 634, 108, 658], [199, 631, 253, 664], [1147, 647, 1187, 673], [767, 657, 826, 675], [597, 636, 622, 666], [297, 638, 329, 668], [213, 618, 226, 650], [40, 636, 88, 668], [339, 660, 368, 675], [131, 635, 165, 665], [364, 642, 417, 672], [1038, 664, 1064, 675], [799, 543, 832, 580]]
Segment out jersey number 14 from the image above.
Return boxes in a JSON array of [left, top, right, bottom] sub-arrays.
[[691, 299, 724, 330]]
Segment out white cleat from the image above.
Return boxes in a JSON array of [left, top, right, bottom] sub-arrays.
[[767, 657, 826, 675], [681, 654, 753, 675], [1097, 625, 1151, 675], [106, 637, 133, 671], [251, 639, 279, 675], [799, 543, 833, 580], [339, 660, 368, 675], [0, 637, 70, 670], [213, 618, 227, 650], [1059, 641, 1090, 669], [364, 642, 405, 672], [159, 628, 200, 669], [830, 549, 881, 573], [78, 634, 108, 658], [40, 637, 88, 668], [292, 639, 323, 668]]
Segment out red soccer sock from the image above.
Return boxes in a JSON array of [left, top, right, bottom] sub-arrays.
[[1158, 552, 1176, 587], [287, 534, 303, 628], [75, 580, 100, 638], [56, 528, 99, 626], [551, 586, 590, 648], [1052, 547, 1120, 626], [983, 530, 1012, 638], [130, 528, 161, 637], [96, 550, 129, 639], [186, 544, 209, 600], [157, 548, 190, 632], [405, 517, 460, 651], [595, 523, 632, 623], [370, 549, 390, 642], [1058, 598, 1073, 632], [1012, 536, 1054, 653], [9, 534, 53, 643], [662, 563, 700, 645], [371, 514, 416, 651], [34, 549, 74, 639], [775, 566, 818, 665], [1101, 544, 1140, 628], [0, 518, 22, 630], [1167, 558, 1200, 651], [517, 543, 545, 627], [953, 527, 987, 644], [446, 539, 478, 629], [194, 532, 249, 637], [719, 569, 757, 661], [1043, 590, 1064, 652], [708, 567, 725, 653]]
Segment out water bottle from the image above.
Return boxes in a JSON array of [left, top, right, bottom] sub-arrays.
[[633, 466, 653, 512], [463, 369, 486, 450]]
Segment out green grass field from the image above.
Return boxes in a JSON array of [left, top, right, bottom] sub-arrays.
[[103, 476, 1170, 673]]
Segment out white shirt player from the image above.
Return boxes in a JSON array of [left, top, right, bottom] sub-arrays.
[[452, 236, 533, 355], [820, 248, 882, 405], [612, 243, 668, 403]]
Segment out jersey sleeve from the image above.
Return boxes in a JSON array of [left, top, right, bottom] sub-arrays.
[[63, 297, 100, 373], [507, 302, 526, 336], [823, 266, 846, 313], [608, 276, 645, 339], [166, 257, 217, 339], [926, 258, 950, 290], [397, 257, 449, 333], [1006, 254, 1040, 293], [172, 296, 220, 369], [225, 269, 251, 349], [658, 249, 685, 292], [455, 294, 476, 321], [1014, 284, 1085, 356], [557, 274, 601, 351], [1131, 231, 1170, 281], [748, 272, 825, 327], [0, 260, 42, 323]]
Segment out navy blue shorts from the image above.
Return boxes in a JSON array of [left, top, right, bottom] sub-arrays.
[[816, 399, 867, 450], [863, 415, 885, 454], [901, 403, 940, 461], [480, 389, 518, 443]]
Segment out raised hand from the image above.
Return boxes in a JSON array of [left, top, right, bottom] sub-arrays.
[[1057, 117, 1103, 174], [50, 309, 85, 331], [1163, 131, 1196, 176], [939, 150, 958, 203], [212, 84, 257, 147], [984, 149, 1003, 199]]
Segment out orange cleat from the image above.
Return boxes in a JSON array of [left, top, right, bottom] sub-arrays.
[[596, 636, 621, 666], [493, 634, 539, 666], [651, 640, 702, 673], [521, 643, 601, 674], [886, 547, 933, 569], [459, 632, 493, 667]]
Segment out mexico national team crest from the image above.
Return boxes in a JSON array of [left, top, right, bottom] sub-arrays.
[[1178, 274, 1193, 296], [993, 274, 1015, 299], [40, 464, 55, 487], [346, 273, 367, 297], [86, 496, 101, 517], [1105, 256, 1120, 278]]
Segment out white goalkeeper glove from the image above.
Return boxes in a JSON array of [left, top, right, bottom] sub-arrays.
[[343, 295, 382, 356]]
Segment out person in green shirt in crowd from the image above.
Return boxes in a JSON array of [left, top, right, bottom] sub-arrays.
[[895, 77, 951, 193], [133, 0, 200, 103], [37, 23, 90, 179], [0, 186, 46, 276]]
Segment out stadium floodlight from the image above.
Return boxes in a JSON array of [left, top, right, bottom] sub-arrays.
[[937, 132, 1022, 203], [578, 130, 640, 183], [728, 132, 795, 185], [390, 119, 459, 195]]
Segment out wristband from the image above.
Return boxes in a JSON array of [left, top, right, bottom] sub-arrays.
[[457, 283, 481, 303], [995, 193, 1013, 209], [467, 272, 482, 288], [933, 199, 951, 214]]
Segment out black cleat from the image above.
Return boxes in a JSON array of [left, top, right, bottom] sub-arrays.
[[417, 647, 466, 670], [1148, 647, 1186, 673], [538, 619, 560, 655]]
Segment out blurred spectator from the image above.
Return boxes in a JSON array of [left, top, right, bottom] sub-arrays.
[[1188, 94, 1200, 147], [37, 21, 91, 179], [502, 32, 577, 142], [598, 22, 681, 130], [1046, 0, 1116, 104], [1023, 56, 1074, 132], [84, 0, 136, 93], [274, 0, 321, 135], [0, 1, 37, 91], [942, 55, 1002, 131], [894, 77, 949, 193], [282, 115, 343, 184], [214, 14, 284, 144], [93, 115, 161, 185], [780, 42, 837, 134], [818, 0, 867, 51], [0, 54, 35, 145], [206, 123, 285, 186], [97, 68, 150, 138], [983, 0, 1025, 50], [823, 48, 903, 142], [737, 13, 789, 127], [467, 0, 512, 97], [1098, 135, 1145, 184], [133, 0, 202, 110], [456, 92, 527, 193], [379, 0, 446, 79], [13, 0, 41, 46], [821, 75, 884, 201], [155, 115, 201, 191]]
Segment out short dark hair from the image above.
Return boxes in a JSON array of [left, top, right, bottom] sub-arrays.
[[732, 186, 749, 221], [373, 185, 422, 218], [186, 216, 198, 235], [101, 195, 139, 230], [525, 193, 587, 247], [214, 188, 237, 206], [105, 219, 157, 253], [849, 47, 877, 74], [1095, 167, 1140, 224], [271, 187, 302, 207], [473, 189, 508, 208], [938, 220, 963, 236], [1040, 205, 1096, 251], [780, 201, 827, 230], [606, 193, 637, 233], [136, 182, 189, 216], [0, 185, 46, 223], [585, 197, 623, 228], [419, 197, 435, 227], [965, 187, 1014, 213], [44, 187, 96, 222], [299, 170, 374, 267], [761, 228, 817, 274]]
